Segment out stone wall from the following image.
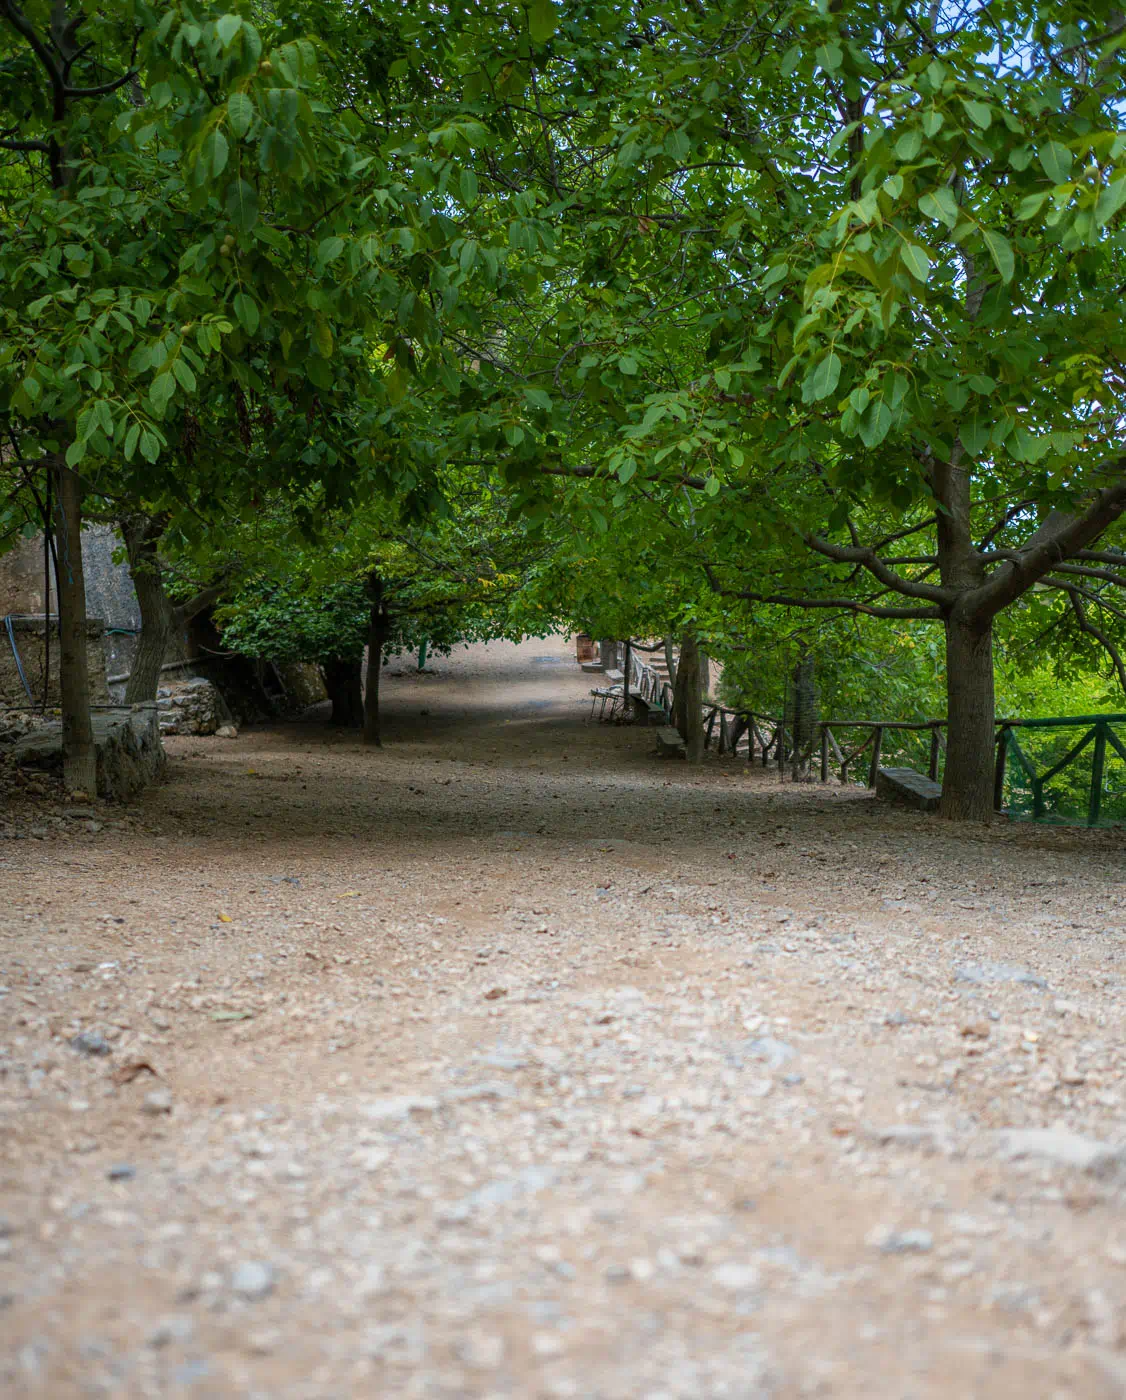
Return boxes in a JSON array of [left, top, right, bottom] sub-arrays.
[[0, 617, 110, 708]]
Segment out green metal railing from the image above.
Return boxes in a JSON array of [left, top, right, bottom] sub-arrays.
[[692, 705, 1126, 828], [996, 714, 1126, 828]]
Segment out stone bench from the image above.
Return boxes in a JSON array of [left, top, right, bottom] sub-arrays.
[[875, 766, 941, 814], [655, 725, 686, 757], [629, 693, 665, 725]]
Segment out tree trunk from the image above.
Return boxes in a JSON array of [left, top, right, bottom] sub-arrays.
[[363, 577, 390, 747], [323, 658, 362, 727], [677, 628, 704, 762], [51, 462, 97, 794], [939, 613, 996, 821], [120, 516, 172, 704], [788, 652, 817, 782]]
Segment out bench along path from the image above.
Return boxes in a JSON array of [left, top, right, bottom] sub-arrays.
[[1, 635, 1125, 1398]]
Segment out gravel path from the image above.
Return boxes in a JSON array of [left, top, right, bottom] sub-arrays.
[[2, 636, 1125, 1398]]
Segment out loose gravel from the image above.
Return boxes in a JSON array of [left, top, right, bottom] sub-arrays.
[[2, 636, 1125, 1398]]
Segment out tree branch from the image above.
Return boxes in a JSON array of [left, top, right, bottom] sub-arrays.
[[969, 467, 1126, 620], [803, 532, 954, 603]]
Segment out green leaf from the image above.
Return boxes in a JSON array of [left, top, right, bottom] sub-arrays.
[[318, 235, 345, 263], [858, 399, 893, 449], [225, 177, 259, 230], [781, 45, 801, 76], [124, 423, 140, 461], [1039, 140, 1073, 185], [150, 372, 175, 414], [21, 377, 40, 402], [227, 92, 255, 139], [961, 99, 992, 129], [1096, 174, 1126, 226], [900, 242, 930, 282], [314, 317, 333, 358], [959, 412, 991, 457], [1016, 192, 1049, 221], [618, 460, 636, 484], [981, 227, 1014, 283], [528, 0, 558, 44], [233, 292, 259, 335], [804, 351, 841, 402], [815, 43, 842, 72], [216, 14, 242, 49], [618, 355, 639, 375], [139, 430, 160, 463], [704, 474, 721, 497], [895, 130, 923, 162], [205, 128, 229, 179], [459, 168, 478, 204], [918, 187, 958, 228]]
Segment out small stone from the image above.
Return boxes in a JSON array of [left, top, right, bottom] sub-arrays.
[[457, 1332, 506, 1369], [870, 1227, 933, 1254], [995, 1126, 1108, 1170], [141, 1088, 173, 1116], [532, 1332, 565, 1358], [712, 1262, 760, 1290], [960, 1022, 990, 1040], [215, 725, 239, 739], [954, 961, 1048, 990], [147, 1315, 194, 1348], [231, 1260, 275, 1300], [743, 1036, 796, 1068], [69, 1030, 111, 1057], [360, 1095, 439, 1122], [107, 1164, 135, 1181]]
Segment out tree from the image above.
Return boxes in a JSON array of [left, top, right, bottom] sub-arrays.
[[437, 0, 1126, 820], [0, 2, 475, 784]]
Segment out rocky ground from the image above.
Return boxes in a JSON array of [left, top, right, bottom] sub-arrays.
[[1, 636, 1125, 1398]]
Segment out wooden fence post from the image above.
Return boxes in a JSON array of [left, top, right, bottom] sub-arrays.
[[929, 725, 941, 783], [867, 725, 884, 789], [820, 726, 829, 783]]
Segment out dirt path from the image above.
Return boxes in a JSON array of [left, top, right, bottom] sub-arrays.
[[2, 636, 1126, 1398]]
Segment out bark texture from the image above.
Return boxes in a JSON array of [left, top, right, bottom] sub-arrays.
[[940, 615, 996, 821], [676, 629, 704, 763], [363, 576, 391, 747], [120, 516, 172, 705], [51, 462, 97, 794]]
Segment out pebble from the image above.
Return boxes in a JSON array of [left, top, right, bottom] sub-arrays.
[[230, 1260, 276, 1300], [954, 961, 1048, 990], [712, 1262, 760, 1290], [994, 1126, 1109, 1170], [69, 1030, 111, 1057], [141, 1088, 173, 1116], [870, 1228, 933, 1254], [147, 1315, 194, 1347], [107, 1164, 136, 1181]]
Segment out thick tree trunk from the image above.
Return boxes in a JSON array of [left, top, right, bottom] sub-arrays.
[[363, 617, 391, 745], [788, 652, 817, 782], [676, 629, 704, 762], [120, 516, 172, 704], [323, 658, 362, 727], [51, 462, 97, 794], [939, 613, 996, 821], [363, 577, 390, 747]]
